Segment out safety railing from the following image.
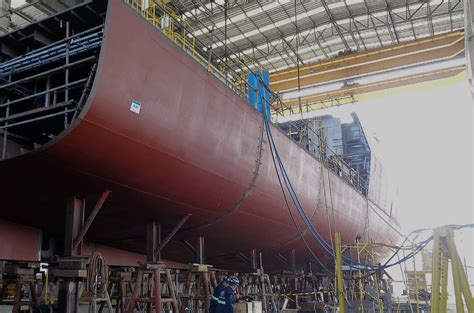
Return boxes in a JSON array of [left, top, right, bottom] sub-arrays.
[[0, 23, 101, 160], [124, 0, 251, 99]]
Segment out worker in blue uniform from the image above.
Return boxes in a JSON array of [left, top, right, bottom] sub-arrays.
[[209, 276, 239, 313]]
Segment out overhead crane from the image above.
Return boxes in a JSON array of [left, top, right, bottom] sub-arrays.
[[269, 32, 467, 113]]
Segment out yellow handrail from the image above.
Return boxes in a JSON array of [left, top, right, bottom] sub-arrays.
[[123, 0, 248, 98]]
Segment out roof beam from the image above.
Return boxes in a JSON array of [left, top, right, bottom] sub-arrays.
[[224, 3, 464, 73], [270, 32, 465, 92]]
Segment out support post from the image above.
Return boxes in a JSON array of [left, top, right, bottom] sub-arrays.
[[291, 249, 296, 271], [440, 256, 449, 313], [154, 214, 191, 259], [57, 196, 88, 313], [197, 235, 205, 264], [147, 221, 161, 263], [154, 268, 162, 313], [452, 254, 464, 312], [64, 196, 85, 257], [0, 0, 10, 32], [466, 0, 474, 96], [445, 228, 474, 312], [250, 249, 257, 272], [431, 229, 442, 312], [72, 190, 111, 250], [335, 232, 345, 313], [58, 280, 81, 313]]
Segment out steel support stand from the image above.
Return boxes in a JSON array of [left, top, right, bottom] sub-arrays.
[[56, 196, 86, 313], [250, 249, 258, 273], [56, 192, 110, 313], [445, 229, 474, 312], [335, 233, 345, 313], [108, 268, 133, 313], [430, 227, 474, 313], [3, 263, 40, 313], [466, 0, 474, 96], [127, 218, 187, 313], [440, 256, 449, 313], [431, 229, 442, 312]]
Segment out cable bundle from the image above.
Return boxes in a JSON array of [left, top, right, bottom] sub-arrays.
[[259, 85, 432, 271], [87, 252, 109, 297]]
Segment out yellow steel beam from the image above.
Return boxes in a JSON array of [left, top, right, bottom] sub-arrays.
[[440, 255, 449, 313], [431, 229, 443, 312], [452, 254, 465, 313], [445, 229, 474, 312], [335, 233, 345, 313], [270, 32, 464, 92], [275, 67, 464, 114]]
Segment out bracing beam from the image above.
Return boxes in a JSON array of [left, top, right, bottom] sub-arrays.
[[72, 190, 111, 250], [431, 227, 474, 313], [154, 214, 192, 259]]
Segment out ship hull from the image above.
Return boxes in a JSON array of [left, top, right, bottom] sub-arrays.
[[0, 0, 399, 270]]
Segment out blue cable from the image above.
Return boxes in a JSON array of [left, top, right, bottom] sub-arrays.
[[255, 78, 432, 270]]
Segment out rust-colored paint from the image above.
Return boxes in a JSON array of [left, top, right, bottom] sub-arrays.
[[0, 0, 399, 270], [0, 219, 41, 262]]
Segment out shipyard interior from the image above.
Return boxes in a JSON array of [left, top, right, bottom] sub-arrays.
[[0, 0, 472, 313]]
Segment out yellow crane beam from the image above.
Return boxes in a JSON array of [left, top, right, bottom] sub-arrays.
[[270, 32, 464, 93], [275, 66, 464, 113]]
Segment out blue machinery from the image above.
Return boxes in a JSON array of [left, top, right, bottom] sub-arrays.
[[248, 70, 272, 119]]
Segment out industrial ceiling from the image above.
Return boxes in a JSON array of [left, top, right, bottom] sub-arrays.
[[173, 0, 464, 73]]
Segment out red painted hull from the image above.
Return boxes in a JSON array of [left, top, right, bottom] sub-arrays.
[[0, 0, 399, 270]]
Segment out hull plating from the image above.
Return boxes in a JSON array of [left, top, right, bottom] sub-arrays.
[[0, 0, 399, 269]]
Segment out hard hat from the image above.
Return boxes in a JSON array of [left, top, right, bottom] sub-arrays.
[[228, 276, 239, 287]]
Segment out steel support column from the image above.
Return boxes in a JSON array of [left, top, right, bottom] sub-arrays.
[[58, 196, 86, 313], [466, 0, 474, 95], [64, 196, 85, 257], [197, 235, 205, 264], [0, 0, 10, 33], [250, 249, 258, 272], [431, 227, 474, 312], [147, 221, 161, 263], [154, 214, 191, 260], [72, 190, 111, 250], [335, 233, 345, 313], [431, 229, 442, 311]]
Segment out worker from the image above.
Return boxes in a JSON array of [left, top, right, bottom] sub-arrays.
[[209, 276, 239, 313]]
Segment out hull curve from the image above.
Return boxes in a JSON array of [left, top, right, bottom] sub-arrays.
[[0, 0, 400, 270]]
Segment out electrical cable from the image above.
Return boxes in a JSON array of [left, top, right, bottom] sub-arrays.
[[260, 88, 437, 271], [87, 252, 108, 297], [263, 110, 333, 275]]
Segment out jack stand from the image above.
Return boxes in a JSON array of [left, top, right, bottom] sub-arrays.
[[56, 193, 110, 313], [50, 257, 88, 313], [3, 262, 40, 313], [180, 264, 216, 313], [126, 217, 189, 313], [256, 253, 278, 313], [126, 262, 179, 313], [108, 268, 134, 313]]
